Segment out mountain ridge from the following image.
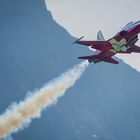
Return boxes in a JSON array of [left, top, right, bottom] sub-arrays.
[[0, 0, 140, 140]]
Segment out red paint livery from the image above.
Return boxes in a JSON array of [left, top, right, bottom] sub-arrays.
[[73, 21, 140, 64]]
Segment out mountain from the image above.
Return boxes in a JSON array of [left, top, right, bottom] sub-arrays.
[[0, 0, 140, 140]]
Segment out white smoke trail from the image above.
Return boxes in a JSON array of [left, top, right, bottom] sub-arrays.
[[0, 61, 89, 138]]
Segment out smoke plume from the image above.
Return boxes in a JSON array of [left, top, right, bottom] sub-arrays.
[[0, 61, 89, 138]]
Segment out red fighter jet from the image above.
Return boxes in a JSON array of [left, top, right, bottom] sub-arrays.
[[73, 21, 140, 64]]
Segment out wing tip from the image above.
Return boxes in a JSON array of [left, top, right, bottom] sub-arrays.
[[78, 56, 85, 59]]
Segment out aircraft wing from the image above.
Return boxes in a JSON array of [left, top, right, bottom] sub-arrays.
[[103, 57, 119, 64], [79, 51, 107, 63], [119, 45, 140, 53], [129, 45, 140, 53], [73, 37, 107, 50], [79, 54, 119, 64], [78, 50, 117, 64], [78, 54, 100, 60], [127, 35, 138, 45]]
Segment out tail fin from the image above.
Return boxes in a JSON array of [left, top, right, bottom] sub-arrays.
[[97, 30, 105, 41]]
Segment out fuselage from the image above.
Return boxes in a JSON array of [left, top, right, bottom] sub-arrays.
[[106, 21, 140, 54]]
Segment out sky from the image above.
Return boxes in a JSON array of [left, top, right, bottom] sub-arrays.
[[45, 0, 140, 71]]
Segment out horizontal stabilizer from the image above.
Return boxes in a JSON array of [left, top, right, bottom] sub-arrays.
[[73, 36, 84, 44], [75, 40, 107, 50]]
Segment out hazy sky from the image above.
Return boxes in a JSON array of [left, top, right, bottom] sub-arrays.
[[45, 0, 140, 71]]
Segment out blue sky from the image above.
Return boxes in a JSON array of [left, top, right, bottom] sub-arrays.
[[45, 0, 140, 70]]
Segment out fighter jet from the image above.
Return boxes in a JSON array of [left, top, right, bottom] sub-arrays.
[[73, 21, 140, 64]]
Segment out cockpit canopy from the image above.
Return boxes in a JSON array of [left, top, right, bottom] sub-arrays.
[[121, 21, 140, 31]]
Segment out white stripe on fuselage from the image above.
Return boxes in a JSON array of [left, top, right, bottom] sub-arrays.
[[121, 21, 140, 31]]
